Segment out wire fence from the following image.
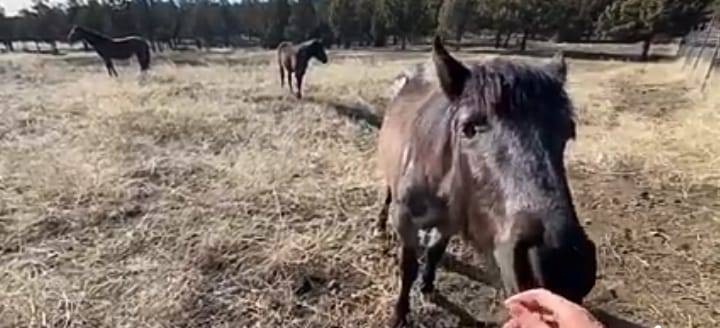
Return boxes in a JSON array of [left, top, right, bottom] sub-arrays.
[[679, 18, 720, 91]]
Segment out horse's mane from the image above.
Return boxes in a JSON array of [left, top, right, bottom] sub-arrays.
[[76, 26, 112, 42]]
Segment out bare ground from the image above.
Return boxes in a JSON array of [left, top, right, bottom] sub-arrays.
[[0, 49, 718, 328]]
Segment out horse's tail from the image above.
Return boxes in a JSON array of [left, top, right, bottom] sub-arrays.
[[138, 40, 151, 71]]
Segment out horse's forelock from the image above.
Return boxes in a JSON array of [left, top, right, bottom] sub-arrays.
[[464, 59, 573, 122]]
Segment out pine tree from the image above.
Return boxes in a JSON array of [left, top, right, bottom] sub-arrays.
[[438, 0, 477, 46], [598, 0, 713, 60], [289, 0, 318, 41], [264, 0, 291, 48], [385, 0, 432, 50], [329, 0, 357, 48]]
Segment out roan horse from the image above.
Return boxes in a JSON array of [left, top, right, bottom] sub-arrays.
[[377, 37, 597, 327], [67, 25, 151, 77], [277, 39, 328, 99]]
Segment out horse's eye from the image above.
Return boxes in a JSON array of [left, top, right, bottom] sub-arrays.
[[462, 117, 489, 138]]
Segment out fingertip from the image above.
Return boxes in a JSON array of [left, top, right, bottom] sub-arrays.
[[506, 302, 528, 317], [505, 288, 543, 304]]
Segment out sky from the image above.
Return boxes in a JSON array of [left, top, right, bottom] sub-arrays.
[[3, 0, 32, 16], [1, 0, 61, 16]]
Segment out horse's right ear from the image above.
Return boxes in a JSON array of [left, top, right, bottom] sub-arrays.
[[432, 35, 470, 101]]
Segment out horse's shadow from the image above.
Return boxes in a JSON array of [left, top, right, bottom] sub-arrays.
[[592, 310, 649, 328], [302, 96, 383, 129]]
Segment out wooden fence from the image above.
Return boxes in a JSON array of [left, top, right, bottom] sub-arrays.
[[679, 19, 720, 91]]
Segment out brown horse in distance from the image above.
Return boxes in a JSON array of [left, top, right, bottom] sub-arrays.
[[67, 25, 151, 77], [277, 39, 328, 99], [377, 37, 597, 327]]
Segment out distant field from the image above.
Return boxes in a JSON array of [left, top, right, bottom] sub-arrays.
[[0, 48, 718, 327]]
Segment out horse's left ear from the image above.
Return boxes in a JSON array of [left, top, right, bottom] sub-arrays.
[[432, 35, 470, 101], [546, 51, 567, 84]]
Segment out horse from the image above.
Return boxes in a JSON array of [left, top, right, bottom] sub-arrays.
[[277, 39, 328, 99], [67, 25, 151, 77], [377, 37, 597, 327]]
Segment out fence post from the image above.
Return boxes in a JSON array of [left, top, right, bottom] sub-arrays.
[[684, 30, 698, 68], [701, 39, 720, 91], [693, 19, 716, 71]]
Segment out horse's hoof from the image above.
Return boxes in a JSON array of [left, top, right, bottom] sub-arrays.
[[372, 226, 387, 240], [390, 315, 410, 328], [420, 281, 435, 295]]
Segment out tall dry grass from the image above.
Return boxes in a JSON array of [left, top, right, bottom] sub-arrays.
[[0, 50, 718, 327]]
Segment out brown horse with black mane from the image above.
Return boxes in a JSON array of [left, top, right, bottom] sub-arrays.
[[67, 25, 151, 77], [277, 39, 328, 99], [377, 37, 597, 327]]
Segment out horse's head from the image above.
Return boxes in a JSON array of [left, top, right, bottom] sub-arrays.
[[67, 25, 81, 43], [310, 39, 328, 64], [432, 37, 596, 303]]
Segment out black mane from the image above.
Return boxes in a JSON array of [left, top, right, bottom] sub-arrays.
[[76, 26, 112, 42]]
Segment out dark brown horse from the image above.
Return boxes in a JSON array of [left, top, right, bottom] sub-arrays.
[[67, 25, 151, 77], [277, 39, 328, 99], [377, 37, 597, 327]]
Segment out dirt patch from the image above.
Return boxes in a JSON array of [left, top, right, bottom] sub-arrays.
[[610, 69, 693, 119]]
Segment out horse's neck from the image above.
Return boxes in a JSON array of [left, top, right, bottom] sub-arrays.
[[296, 47, 315, 71], [80, 31, 107, 46]]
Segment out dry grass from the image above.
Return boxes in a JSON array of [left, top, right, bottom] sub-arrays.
[[0, 49, 718, 328]]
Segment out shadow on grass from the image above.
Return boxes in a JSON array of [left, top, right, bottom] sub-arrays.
[[428, 292, 499, 328], [304, 96, 383, 129], [593, 310, 649, 328]]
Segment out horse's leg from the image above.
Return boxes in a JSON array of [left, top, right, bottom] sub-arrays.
[[111, 63, 119, 77], [287, 72, 294, 95], [279, 65, 285, 88], [392, 210, 419, 328], [494, 241, 521, 298], [104, 59, 115, 77], [377, 187, 391, 235], [295, 73, 303, 99], [420, 233, 450, 294]]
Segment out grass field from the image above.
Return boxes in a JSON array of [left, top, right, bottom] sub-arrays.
[[1, 48, 719, 328]]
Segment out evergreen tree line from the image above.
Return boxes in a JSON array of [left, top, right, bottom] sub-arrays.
[[0, 0, 716, 60]]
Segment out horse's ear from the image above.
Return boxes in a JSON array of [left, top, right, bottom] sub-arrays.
[[546, 51, 567, 84], [432, 35, 470, 101]]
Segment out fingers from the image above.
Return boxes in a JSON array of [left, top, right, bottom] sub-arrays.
[[505, 288, 570, 311], [503, 310, 556, 328], [504, 302, 554, 328]]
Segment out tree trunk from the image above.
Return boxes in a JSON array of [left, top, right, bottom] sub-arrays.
[[374, 33, 387, 47], [641, 36, 653, 61], [401, 36, 407, 50], [454, 26, 463, 51], [494, 30, 502, 48], [503, 32, 512, 48], [701, 36, 720, 90], [392, 35, 397, 46], [520, 30, 529, 51]]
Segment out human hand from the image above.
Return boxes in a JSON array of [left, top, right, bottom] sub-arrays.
[[503, 289, 604, 328]]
